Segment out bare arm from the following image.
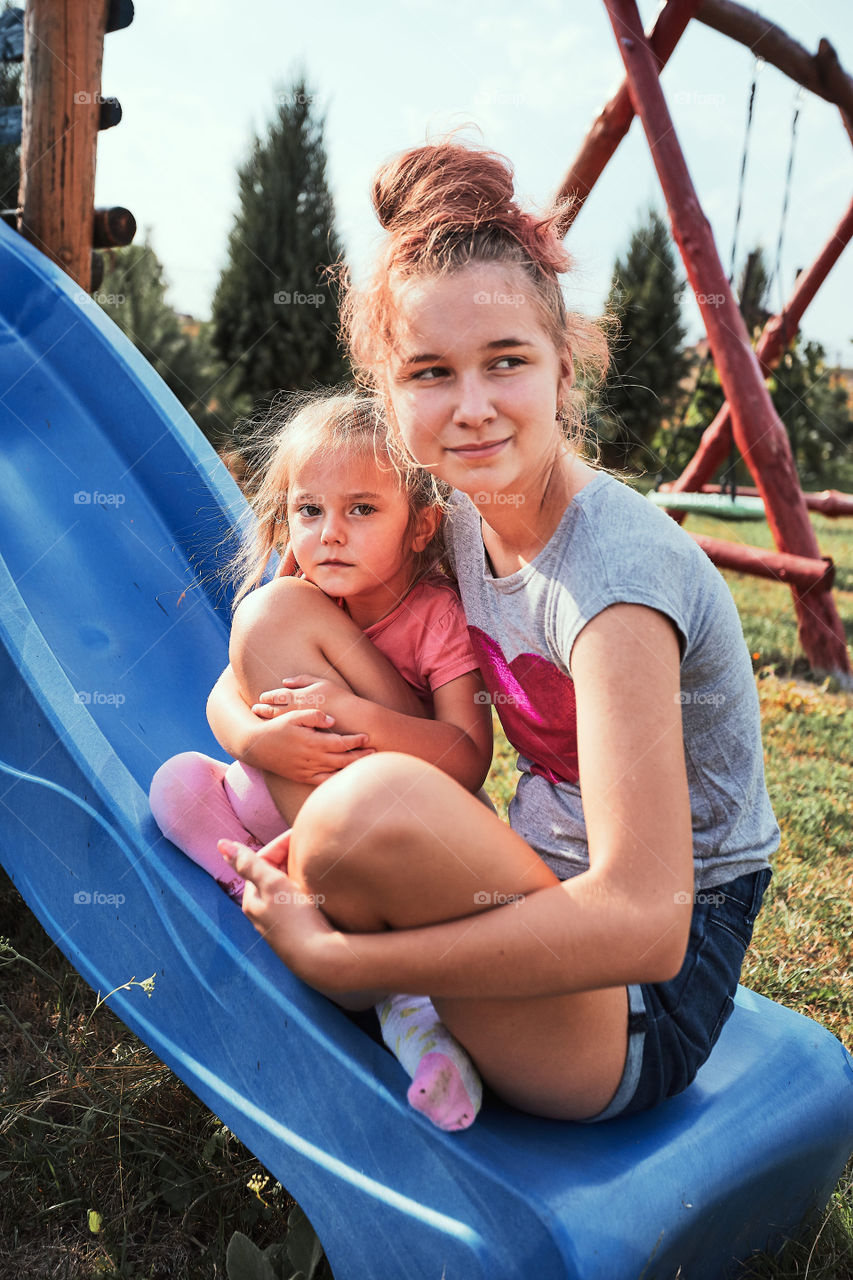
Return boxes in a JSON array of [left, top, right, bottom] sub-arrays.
[[257, 670, 493, 794], [230, 604, 696, 999], [206, 665, 373, 784]]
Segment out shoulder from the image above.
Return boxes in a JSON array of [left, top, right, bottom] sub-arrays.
[[546, 472, 737, 669], [406, 573, 466, 628]]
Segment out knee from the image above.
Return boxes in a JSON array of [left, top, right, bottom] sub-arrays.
[[288, 753, 436, 890], [231, 577, 327, 645], [149, 751, 224, 838], [229, 577, 330, 685]]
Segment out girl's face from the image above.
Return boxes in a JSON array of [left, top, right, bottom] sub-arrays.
[[287, 447, 437, 627], [386, 263, 572, 504]]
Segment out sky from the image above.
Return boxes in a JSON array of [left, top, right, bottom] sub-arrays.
[[94, 0, 853, 364]]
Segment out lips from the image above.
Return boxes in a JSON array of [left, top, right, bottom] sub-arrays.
[[448, 438, 509, 459]]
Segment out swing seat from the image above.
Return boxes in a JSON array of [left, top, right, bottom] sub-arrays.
[[1, 220, 851, 1280], [648, 490, 767, 520]]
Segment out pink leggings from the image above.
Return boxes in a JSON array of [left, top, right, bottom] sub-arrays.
[[149, 753, 287, 899]]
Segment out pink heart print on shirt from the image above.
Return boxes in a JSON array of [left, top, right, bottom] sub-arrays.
[[468, 627, 579, 785]]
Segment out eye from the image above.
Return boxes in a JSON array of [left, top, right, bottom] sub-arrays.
[[493, 355, 525, 370], [297, 503, 322, 518], [351, 503, 376, 517], [411, 365, 447, 381]]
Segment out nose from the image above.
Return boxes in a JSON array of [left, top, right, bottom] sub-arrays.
[[320, 511, 346, 545], [452, 372, 496, 429]]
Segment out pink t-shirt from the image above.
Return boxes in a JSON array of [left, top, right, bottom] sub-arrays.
[[358, 573, 479, 712]]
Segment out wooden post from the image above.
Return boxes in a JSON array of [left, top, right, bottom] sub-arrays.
[[19, 0, 108, 290], [662, 195, 853, 499], [556, 0, 702, 232], [603, 0, 850, 678]]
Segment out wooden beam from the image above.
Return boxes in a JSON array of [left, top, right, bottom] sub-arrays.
[[555, 0, 702, 232], [19, 0, 108, 290], [690, 534, 835, 592], [696, 0, 853, 144], [603, 0, 850, 677]]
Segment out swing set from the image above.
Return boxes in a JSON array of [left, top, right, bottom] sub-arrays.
[[0, 3, 852, 1278], [557, 0, 853, 682]]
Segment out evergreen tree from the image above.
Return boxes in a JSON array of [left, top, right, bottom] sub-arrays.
[[769, 338, 853, 490], [598, 207, 689, 473], [97, 238, 228, 448], [657, 244, 852, 489], [211, 78, 347, 440], [0, 1, 22, 209]]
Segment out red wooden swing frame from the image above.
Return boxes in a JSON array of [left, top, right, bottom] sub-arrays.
[[559, 0, 852, 679]]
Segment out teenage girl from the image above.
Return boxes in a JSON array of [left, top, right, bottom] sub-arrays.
[[150, 391, 491, 1130], [216, 140, 779, 1124]]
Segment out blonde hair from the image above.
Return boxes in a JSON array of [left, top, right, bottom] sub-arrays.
[[230, 389, 448, 609]]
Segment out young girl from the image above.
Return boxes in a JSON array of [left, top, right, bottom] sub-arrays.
[[216, 139, 779, 1124], [150, 391, 492, 1131]]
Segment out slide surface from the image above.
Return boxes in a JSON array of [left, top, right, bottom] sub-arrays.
[[1, 218, 851, 1280]]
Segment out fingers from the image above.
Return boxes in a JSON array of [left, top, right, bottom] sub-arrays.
[[219, 838, 286, 889], [257, 829, 291, 868]]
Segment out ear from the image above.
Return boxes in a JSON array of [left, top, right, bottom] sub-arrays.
[[558, 351, 575, 406], [411, 504, 442, 553]]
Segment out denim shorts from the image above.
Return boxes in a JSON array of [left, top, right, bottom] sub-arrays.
[[586, 867, 772, 1123]]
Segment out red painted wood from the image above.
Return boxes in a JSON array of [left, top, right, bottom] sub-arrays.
[[690, 534, 835, 591], [556, 0, 702, 231], [603, 0, 850, 676]]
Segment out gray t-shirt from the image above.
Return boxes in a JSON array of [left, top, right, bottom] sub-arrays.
[[447, 472, 779, 889]]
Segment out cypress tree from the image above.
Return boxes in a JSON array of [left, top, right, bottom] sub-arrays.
[[598, 207, 688, 473], [211, 78, 347, 436]]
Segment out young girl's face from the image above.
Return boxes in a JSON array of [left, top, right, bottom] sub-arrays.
[[386, 262, 572, 503], [287, 447, 435, 626]]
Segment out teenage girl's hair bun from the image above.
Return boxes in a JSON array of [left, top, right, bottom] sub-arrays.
[[371, 138, 571, 276], [372, 140, 514, 234]]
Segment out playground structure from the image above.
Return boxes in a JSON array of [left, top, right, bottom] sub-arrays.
[[557, 0, 853, 680], [0, 3, 852, 1278]]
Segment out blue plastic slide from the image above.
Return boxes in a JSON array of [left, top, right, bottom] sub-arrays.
[[1, 217, 851, 1280]]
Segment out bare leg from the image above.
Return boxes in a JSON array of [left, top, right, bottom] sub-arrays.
[[287, 753, 629, 1122], [229, 576, 425, 823]]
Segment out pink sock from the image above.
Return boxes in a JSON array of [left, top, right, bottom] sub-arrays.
[[223, 761, 288, 846], [149, 752, 267, 900]]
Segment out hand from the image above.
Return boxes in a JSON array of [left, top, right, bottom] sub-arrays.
[[248, 703, 373, 786], [219, 835, 336, 988], [252, 675, 353, 724]]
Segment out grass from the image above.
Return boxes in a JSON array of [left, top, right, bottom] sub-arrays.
[[0, 511, 851, 1278]]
